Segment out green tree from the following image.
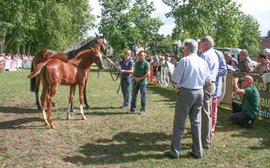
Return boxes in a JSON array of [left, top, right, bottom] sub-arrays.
[[0, 0, 95, 54], [98, 0, 163, 55], [162, 0, 242, 47], [238, 14, 260, 57]]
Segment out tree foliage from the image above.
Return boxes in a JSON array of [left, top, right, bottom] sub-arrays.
[[162, 0, 243, 47], [0, 0, 95, 54], [98, 0, 163, 55], [238, 14, 261, 56]]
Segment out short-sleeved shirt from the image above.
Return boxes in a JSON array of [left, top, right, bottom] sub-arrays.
[[172, 53, 210, 89], [242, 85, 260, 119], [133, 59, 150, 85], [119, 59, 134, 78]]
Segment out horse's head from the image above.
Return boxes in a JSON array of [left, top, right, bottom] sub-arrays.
[[95, 34, 108, 56]]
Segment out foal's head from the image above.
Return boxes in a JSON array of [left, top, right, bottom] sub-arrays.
[[92, 52, 104, 70]]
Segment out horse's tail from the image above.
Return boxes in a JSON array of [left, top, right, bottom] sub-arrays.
[[27, 60, 50, 79], [30, 62, 36, 92]]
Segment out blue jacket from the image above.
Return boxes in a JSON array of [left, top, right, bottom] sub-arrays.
[[214, 50, 227, 98]]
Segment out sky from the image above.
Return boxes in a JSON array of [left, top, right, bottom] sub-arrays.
[[88, 0, 270, 37]]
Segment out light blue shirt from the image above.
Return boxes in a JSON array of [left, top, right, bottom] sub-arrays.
[[200, 48, 219, 81], [172, 53, 210, 89]]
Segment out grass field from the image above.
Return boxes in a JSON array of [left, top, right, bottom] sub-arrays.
[[0, 68, 270, 168]]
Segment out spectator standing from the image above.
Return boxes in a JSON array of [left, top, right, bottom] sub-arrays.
[[164, 39, 210, 159], [130, 50, 150, 115], [107, 50, 134, 109], [158, 56, 166, 85], [212, 50, 227, 134], [230, 76, 260, 128], [236, 49, 253, 73], [198, 36, 219, 148], [224, 51, 237, 72]]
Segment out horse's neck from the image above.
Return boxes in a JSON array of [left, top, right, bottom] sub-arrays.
[[66, 50, 77, 59], [69, 53, 93, 70]]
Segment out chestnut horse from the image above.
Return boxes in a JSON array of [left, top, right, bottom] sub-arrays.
[[30, 34, 107, 110], [28, 49, 104, 128]]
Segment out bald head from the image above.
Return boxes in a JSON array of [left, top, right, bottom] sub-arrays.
[[241, 75, 254, 88]]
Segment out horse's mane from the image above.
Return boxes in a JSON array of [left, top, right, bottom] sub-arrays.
[[66, 38, 97, 58]]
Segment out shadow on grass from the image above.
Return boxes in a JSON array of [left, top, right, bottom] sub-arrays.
[[0, 106, 37, 114], [63, 131, 174, 165], [0, 117, 42, 129], [147, 84, 177, 103], [216, 105, 270, 149]]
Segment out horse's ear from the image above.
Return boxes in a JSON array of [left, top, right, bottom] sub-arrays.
[[95, 33, 99, 38]]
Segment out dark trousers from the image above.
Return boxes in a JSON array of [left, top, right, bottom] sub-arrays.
[[230, 100, 254, 127]]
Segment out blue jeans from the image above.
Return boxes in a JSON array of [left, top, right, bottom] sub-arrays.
[[121, 77, 131, 107], [130, 81, 147, 112]]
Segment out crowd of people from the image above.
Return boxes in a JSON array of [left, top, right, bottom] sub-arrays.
[[163, 36, 261, 159], [105, 36, 264, 159], [0, 53, 33, 72], [225, 48, 270, 74]]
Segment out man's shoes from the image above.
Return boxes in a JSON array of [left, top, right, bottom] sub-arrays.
[[140, 110, 145, 115], [120, 105, 128, 109], [127, 109, 135, 114], [188, 152, 202, 159], [203, 144, 211, 149], [244, 120, 254, 129], [164, 150, 178, 159]]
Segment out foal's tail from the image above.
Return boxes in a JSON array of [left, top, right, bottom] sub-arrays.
[[30, 62, 36, 92], [27, 60, 50, 79]]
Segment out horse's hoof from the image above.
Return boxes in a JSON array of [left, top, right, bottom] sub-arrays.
[[82, 116, 87, 120], [50, 124, 55, 129], [52, 102, 58, 107], [44, 122, 50, 126]]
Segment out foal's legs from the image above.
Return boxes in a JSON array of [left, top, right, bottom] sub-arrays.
[[46, 84, 58, 129], [40, 83, 49, 126], [83, 85, 90, 109], [35, 75, 42, 110], [67, 85, 76, 120], [79, 85, 87, 120]]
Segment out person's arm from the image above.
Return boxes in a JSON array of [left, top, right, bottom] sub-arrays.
[[121, 67, 134, 74], [233, 77, 246, 96], [244, 59, 253, 72], [249, 64, 260, 73], [106, 57, 120, 66], [134, 69, 150, 82]]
